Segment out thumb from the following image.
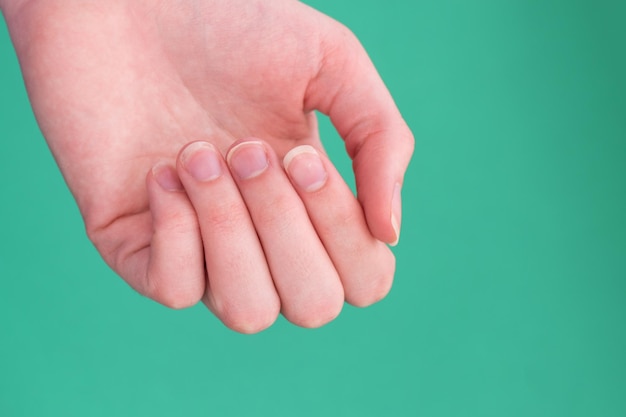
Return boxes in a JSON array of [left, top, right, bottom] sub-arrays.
[[305, 22, 414, 245]]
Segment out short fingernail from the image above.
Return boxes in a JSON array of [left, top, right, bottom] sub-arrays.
[[153, 162, 184, 191], [283, 145, 327, 192], [181, 142, 223, 182], [227, 141, 269, 180], [391, 183, 402, 246]]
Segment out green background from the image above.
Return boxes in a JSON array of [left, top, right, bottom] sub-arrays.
[[1, 0, 625, 415]]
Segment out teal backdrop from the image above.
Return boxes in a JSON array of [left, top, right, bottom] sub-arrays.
[[1, 1, 625, 416]]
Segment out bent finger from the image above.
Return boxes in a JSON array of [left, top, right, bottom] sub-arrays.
[[226, 139, 344, 328], [283, 145, 396, 307], [305, 22, 414, 245], [141, 162, 206, 309], [177, 141, 280, 333]]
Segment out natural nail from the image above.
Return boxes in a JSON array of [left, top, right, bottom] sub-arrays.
[[283, 145, 327, 192], [181, 142, 223, 182], [153, 162, 184, 191], [227, 141, 269, 180], [391, 183, 402, 246]]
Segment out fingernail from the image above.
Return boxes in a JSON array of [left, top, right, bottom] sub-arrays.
[[153, 162, 184, 191], [181, 142, 223, 182], [227, 141, 269, 180], [283, 145, 327, 192], [390, 183, 402, 246]]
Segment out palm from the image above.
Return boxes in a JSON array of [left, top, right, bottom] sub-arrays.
[[18, 1, 331, 231]]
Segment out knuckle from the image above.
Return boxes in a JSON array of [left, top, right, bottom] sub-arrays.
[[145, 278, 202, 310], [154, 210, 198, 234], [347, 273, 394, 308], [287, 292, 344, 329], [346, 251, 396, 307], [218, 302, 280, 334], [204, 201, 249, 235], [159, 292, 200, 310], [314, 201, 359, 237], [254, 195, 300, 230], [156, 292, 200, 310]]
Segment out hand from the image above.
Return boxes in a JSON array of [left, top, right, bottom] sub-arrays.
[[3, 0, 414, 332]]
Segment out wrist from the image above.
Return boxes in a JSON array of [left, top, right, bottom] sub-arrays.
[[1, 0, 31, 19]]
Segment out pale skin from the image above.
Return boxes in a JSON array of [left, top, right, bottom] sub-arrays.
[[1, 0, 414, 332]]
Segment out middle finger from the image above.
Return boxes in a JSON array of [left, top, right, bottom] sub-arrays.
[[226, 139, 344, 328]]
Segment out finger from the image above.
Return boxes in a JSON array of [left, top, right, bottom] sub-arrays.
[[177, 141, 280, 334], [283, 145, 396, 307], [226, 139, 344, 328], [141, 162, 206, 308], [304, 23, 415, 245]]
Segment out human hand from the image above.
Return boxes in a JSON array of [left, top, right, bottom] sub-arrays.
[[2, 0, 414, 331]]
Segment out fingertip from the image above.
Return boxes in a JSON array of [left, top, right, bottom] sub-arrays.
[[216, 299, 281, 334], [203, 279, 281, 335], [283, 285, 345, 329], [358, 181, 402, 246], [147, 281, 204, 310], [351, 135, 412, 246], [345, 247, 396, 307]]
